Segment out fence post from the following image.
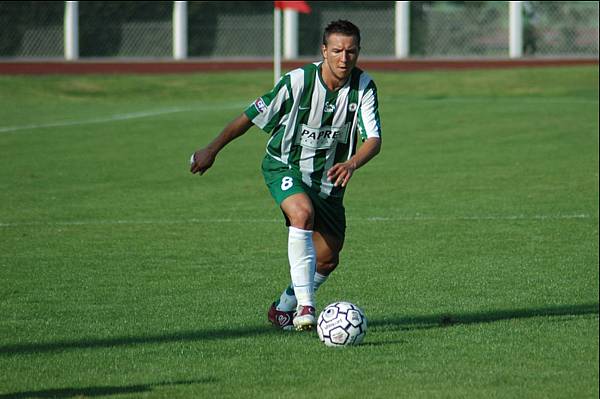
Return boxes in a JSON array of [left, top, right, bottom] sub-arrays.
[[64, 1, 79, 60], [284, 9, 298, 60], [509, 1, 523, 58], [173, 1, 188, 60], [274, 8, 282, 84], [395, 1, 410, 59]]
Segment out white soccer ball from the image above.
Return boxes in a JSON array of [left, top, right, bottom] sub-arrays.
[[317, 301, 367, 347]]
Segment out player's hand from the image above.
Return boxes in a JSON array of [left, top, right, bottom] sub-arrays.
[[190, 148, 216, 175], [327, 161, 356, 188]]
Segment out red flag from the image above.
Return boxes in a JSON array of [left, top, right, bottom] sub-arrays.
[[274, 1, 311, 14]]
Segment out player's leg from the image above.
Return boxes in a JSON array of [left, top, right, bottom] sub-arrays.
[[272, 230, 344, 315], [270, 204, 344, 330], [313, 229, 344, 285], [261, 156, 344, 331], [280, 193, 318, 330], [263, 158, 317, 330], [310, 190, 346, 295]]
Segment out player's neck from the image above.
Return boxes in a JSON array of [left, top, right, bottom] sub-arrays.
[[325, 77, 347, 92], [319, 63, 349, 92]]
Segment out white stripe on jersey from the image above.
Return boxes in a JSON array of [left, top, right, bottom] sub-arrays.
[[358, 74, 381, 140], [346, 72, 377, 161], [299, 67, 327, 187]]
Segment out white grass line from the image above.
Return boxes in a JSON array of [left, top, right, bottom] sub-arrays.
[[0, 214, 594, 228], [0, 218, 281, 228], [363, 214, 593, 222], [0, 102, 247, 134], [381, 96, 598, 105]]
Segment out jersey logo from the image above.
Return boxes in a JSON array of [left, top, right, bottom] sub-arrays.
[[254, 98, 267, 113], [324, 100, 336, 113], [296, 123, 350, 150]]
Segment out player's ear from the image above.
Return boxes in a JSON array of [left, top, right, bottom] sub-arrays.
[[321, 44, 327, 59]]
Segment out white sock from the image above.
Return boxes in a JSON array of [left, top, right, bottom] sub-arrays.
[[276, 284, 297, 312], [288, 226, 316, 308], [276, 272, 329, 312]]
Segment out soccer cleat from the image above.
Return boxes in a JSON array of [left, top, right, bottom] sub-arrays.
[[268, 302, 295, 331], [293, 305, 317, 331]]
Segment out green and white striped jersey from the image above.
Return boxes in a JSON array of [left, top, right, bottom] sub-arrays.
[[244, 62, 381, 199]]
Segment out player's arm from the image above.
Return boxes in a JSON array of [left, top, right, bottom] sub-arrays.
[[327, 137, 381, 188], [190, 113, 254, 175]]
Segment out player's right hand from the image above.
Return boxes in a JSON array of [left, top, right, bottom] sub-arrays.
[[190, 148, 216, 175]]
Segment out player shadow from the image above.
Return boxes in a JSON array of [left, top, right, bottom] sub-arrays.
[[0, 379, 215, 399], [0, 325, 282, 357], [368, 302, 599, 332], [0, 303, 596, 357]]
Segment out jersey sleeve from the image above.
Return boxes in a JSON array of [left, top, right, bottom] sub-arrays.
[[244, 75, 292, 134], [357, 80, 382, 141]]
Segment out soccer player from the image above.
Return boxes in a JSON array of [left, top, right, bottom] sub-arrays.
[[190, 20, 382, 331]]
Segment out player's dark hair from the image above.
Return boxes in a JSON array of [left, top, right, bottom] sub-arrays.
[[322, 20, 361, 47]]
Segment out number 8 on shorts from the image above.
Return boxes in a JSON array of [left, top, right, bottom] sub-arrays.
[[281, 176, 294, 191]]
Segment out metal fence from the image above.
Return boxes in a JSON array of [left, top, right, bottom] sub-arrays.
[[412, 2, 510, 57], [525, 1, 599, 56], [0, 1, 597, 59], [0, 1, 64, 58], [298, 1, 396, 57]]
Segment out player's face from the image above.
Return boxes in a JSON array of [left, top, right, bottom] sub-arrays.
[[321, 33, 360, 83]]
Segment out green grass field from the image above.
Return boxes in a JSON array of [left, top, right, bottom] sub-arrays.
[[0, 66, 598, 398]]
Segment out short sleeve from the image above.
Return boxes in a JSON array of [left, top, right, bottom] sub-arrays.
[[357, 80, 382, 141]]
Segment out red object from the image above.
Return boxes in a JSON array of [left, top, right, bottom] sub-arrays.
[[274, 1, 311, 13]]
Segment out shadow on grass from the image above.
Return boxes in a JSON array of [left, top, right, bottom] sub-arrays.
[[0, 325, 282, 356], [0, 303, 596, 357], [369, 302, 599, 331], [0, 379, 216, 399]]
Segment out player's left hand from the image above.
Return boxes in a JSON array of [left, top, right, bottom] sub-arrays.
[[327, 161, 356, 188], [190, 147, 217, 175]]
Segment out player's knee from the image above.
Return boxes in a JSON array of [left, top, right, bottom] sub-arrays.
[[287, 205, 314, 230], [281, 194, 314, 230]]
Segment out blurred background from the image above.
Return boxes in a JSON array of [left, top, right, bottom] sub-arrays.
[[0, 1, 598, 60]]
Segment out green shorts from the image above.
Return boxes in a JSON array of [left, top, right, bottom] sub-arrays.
[[261, 155, 346, 240]]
